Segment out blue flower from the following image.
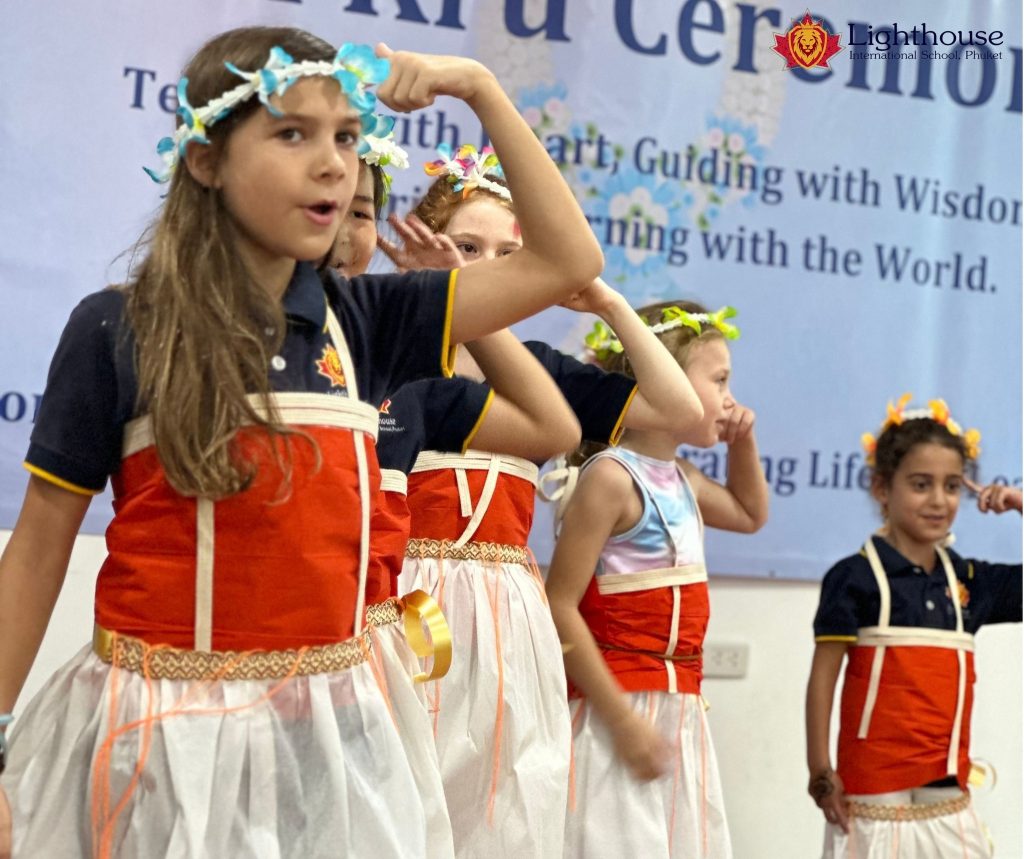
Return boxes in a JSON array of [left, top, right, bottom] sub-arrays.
[[336, 43, 390, 86], [584, 167, 686, 293]]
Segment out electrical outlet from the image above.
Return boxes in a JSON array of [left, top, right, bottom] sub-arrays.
[[703, 641, 749, 679]]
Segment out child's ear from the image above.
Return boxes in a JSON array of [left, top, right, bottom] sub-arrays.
[[870, 473, 889, 506], [183, 140, 221, 189]]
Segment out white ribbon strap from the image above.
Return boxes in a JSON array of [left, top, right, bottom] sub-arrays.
[[379, 469, 408, 495], [596, 564, 708, 595], [411, 450, 539, 485], [537, 456, 580, 534], [194, 497, 215, 652], [858, 538, 892, 739], [937, 545, 968, 776], [452, 456, 502, 549]]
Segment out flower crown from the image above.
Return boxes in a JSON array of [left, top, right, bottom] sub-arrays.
[[423, 143, 511, 200], [584, 305, 740, 361], [861, 393, 981, 465], [144, 44, 389, 184], [359, 114, 409, 205]]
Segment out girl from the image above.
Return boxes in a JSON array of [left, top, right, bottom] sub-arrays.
[[806, 396, 1022, 858], [0, 28, 603, 858], [546, 301, 769, 859], [383, 149, 706, 858]]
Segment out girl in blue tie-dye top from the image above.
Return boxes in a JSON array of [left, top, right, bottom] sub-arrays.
[[546, 300, 769, 859]]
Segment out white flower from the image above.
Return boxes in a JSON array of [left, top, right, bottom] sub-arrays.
[[522, 106, 543, 128], [362, 135, 410, 169], [706, 128, 725, 148], [727, 133, 745, 153], [544, 98, 566, 120]]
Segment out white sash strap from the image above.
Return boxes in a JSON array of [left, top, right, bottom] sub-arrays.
[[856, 627, 974, 651], [379, 469, 408, 495], [194, 498, 215, 651], [411, 450, 540, 485], [452, 456, 502, 549], [596, 564, 708, 595], [857, 539, 973, 775], [536, 456, 579, 535], [122, 393, 379, 459]]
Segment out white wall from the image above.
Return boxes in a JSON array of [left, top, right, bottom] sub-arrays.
[[3, 532, 1021, 857]]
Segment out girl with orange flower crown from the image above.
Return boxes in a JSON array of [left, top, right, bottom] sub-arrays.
[[0, 28, 608, 859], [378, 146, 707, 858], [806, 395, 1021, 859]]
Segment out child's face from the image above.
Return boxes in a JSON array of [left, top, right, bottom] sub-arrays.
[[681, 338, 735, 447], [874, 442, 964, 547], [443, 196, 521, 264], [215, 77, 361, 273], [329, 164, 377, 278]]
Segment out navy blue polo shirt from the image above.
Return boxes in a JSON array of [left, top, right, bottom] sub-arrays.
[[377, 378, 494, 474], [813, 535, 1022, 640], [25, 263, 456, 494], [523, 341, 637, 445]]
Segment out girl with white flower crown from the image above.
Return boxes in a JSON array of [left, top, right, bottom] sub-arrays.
[[545, 299, 768, 859], [806, 397, 1021, 859], [378, 151, 707, 858], [0, 25, 605, 859]]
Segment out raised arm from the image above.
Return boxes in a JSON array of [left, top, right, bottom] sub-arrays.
[[805, 641, 850, 833], [564, 278, 704, 434], [466, 330, 581, 461], [680, 404, 769, 533], [374, 46, 603, 343], [545, 461, 669, 781]]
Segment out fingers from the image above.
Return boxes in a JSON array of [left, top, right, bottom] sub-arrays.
[[963, 477, 984, 495], [433, 233, 467, 267], [375, 235, 406, 271], [375, 42, 394, 58]]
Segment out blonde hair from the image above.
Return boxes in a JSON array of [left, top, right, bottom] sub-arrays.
[[125, 27, 335, 498], [570, 299, 722, 466], [412, 174, 513, 233]]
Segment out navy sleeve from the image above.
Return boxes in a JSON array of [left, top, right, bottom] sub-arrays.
[[523, 340, 637, 444], [813, 556, 868, 640], [422, 378, 493, 455], [25, 290, 134, 493], [330, 268, 456, 407], [962, 558, 1022, 627]]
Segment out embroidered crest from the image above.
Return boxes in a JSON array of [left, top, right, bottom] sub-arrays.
[[946, 581, 970, 608], [315, 344, 346, 388]]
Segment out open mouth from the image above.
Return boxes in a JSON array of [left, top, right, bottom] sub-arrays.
[[305, 201, 338, 225]]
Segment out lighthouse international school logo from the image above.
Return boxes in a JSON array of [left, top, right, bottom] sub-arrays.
[[772, 11, 843, 70]]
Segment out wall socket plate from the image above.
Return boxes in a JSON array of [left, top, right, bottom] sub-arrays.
[[703, 641, 749, 679]]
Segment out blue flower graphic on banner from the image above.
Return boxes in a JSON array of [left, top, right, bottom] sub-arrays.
[[585, 167, 685, 292], [683, 114, 767, 229], [516, 81, 571, 136]]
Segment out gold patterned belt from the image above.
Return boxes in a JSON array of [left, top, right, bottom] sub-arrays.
[[405, 537, 529, 566], [848, 791, 971, 821], [92, 625, 369, 682], [364, 592, 453, 683]]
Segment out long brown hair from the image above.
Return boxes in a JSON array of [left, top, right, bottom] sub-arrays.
[[125, 27, 335, 498]]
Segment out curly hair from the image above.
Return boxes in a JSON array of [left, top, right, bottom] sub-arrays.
[[872, 419, 967, 486], [412, 175, 513, 233]]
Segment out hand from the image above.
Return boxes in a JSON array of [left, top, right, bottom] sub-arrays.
[[559, 277, 620, 317], [0, 785, 11, 859], [719, 404, 755, 445], [377, 214, 466, 272], [609, 711, 670, 782], [966, 479, 1023, 515], [808, 768, 849, 833], [375, 44, 493, 111]]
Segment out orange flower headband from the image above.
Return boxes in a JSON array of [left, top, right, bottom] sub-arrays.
[[861, 393, 981, 465]]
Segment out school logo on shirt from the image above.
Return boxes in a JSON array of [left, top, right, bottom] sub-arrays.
[[771, 12, 843, 70], [947, 581, 971, 608], [315, 344, 346, 388], [380, 398, 392, 414]]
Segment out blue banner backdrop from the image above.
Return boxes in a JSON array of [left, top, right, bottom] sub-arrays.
[[1, 0, 1020, 578]]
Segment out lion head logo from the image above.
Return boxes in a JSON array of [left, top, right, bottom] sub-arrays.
[[315, 344, 346, 388], [773, 12, 842, 70]]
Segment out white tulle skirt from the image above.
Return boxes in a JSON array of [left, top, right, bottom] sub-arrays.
[[397, 555, 571, 859], [1, 622, 453, 859], [822, 787, 992, 858], [564, 691, 732, 859]]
